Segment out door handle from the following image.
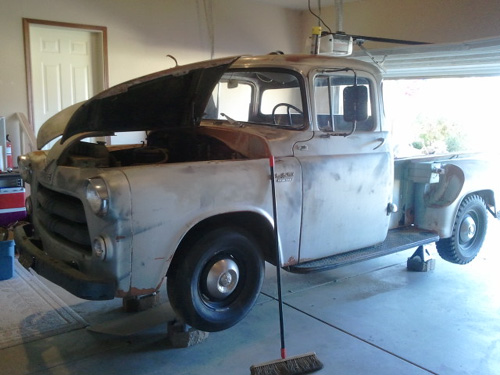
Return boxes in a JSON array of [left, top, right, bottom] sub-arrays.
[[373, 137, 385, 150]]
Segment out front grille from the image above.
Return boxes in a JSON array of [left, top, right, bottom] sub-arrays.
[[36, 184, 91, 253]]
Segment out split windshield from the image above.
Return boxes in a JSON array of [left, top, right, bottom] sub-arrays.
[[203, 70, 305, 129]]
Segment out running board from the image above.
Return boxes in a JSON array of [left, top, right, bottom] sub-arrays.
[[286, 227, 439, 274]]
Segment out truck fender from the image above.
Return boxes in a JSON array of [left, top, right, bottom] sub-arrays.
[[416, 162, 497, 238], [169, 211, 276, 272]]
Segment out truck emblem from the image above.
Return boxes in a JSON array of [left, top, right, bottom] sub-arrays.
[[275, 172, 294, 182]]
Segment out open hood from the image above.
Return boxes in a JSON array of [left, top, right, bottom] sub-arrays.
[[37, 102, 84, 149], [61, 56, 239, 143]]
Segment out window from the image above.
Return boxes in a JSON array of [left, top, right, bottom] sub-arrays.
[[204, 70, 305, 129], [314, 74, 374, 132]]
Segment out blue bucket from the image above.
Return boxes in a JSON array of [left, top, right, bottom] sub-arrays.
[[0, 240, 15, 281]]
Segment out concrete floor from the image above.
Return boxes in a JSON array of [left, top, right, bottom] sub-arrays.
[[2, 219, 499, 375]]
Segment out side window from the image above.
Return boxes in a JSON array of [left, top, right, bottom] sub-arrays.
[[314, 74, 374, 132]]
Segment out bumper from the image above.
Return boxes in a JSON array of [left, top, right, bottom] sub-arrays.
[[14, 223, 116, 300]]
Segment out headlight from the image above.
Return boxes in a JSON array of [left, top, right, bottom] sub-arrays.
[[86, 177, 109, 217], [92, 236, 107, 260], [18, 155, 32, 184]]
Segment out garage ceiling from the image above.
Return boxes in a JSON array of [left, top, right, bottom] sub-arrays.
[[246, 0, 500, 78], [351, 37, 500, 78]]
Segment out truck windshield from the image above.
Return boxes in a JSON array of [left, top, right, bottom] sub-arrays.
[[203, 70, 305, 129]]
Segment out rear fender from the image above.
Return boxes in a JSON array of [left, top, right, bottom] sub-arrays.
[[426, 164, 464, 207]]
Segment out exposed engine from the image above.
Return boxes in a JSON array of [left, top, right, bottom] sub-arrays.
[[58, 129, 246, 168]]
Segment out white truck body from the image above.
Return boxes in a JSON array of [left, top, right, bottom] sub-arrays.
[[15, 54, 499, 332]]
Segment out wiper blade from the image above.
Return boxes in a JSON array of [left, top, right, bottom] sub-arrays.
[[220, 113, 244, 127]]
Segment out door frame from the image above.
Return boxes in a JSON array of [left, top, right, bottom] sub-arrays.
[[23, 18, 109, 132]]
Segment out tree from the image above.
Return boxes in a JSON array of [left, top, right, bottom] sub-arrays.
[[413, 117, 466, 154]]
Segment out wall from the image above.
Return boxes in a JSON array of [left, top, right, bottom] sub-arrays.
[[3, 0, 500, 162], [301, 0, 500, 49], [0, 0, 302, 162]]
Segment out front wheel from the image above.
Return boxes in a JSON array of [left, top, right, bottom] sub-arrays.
[[436, 194, 488, 264], [167, 227, 264, 332]]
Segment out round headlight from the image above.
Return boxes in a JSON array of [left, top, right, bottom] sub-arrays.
[[92, 236, 107, 259], [86, 177, 109, 217]]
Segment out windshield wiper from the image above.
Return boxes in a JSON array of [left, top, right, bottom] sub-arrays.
[[220, 113, 244, 127]]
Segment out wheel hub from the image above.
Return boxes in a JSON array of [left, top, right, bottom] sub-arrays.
[[206, 259, 239, 299], [459, 215, 476, 243]]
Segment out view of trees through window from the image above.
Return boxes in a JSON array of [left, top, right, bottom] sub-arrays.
[[383, 76, 500, 158]]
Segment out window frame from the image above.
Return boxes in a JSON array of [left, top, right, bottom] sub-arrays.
[[312, 71, 377, 133], [206, 68, 309, 130]]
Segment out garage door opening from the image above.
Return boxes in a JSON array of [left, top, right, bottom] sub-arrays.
[[383, 76, 500, 158]]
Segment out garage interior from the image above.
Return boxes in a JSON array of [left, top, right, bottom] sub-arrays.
[[1, 1, 500, 374], [1, 227, 499, 375]]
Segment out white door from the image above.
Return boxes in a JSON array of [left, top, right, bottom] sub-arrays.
[[29, 23, 105, 142]]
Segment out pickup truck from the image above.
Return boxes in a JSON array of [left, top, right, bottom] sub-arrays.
[[15, 54, 499, 332]]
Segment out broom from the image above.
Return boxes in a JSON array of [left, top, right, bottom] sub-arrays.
[[250, 156, 323, 375]]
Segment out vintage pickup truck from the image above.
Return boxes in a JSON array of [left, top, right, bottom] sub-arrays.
[[15, 54, 499, 332]]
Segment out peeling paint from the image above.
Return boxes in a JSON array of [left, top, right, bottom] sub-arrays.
[[116, 278, 165, 297], [405, 208, 415, 225], [283, 256, 298, 267]]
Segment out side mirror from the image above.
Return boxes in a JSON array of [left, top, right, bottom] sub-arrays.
[[343, 85, 368, 122]]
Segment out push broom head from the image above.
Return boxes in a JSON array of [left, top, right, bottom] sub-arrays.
[[250, 352, 323, 375]]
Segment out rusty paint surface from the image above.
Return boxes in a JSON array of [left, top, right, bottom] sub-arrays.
[[283, 256, 298, 267], [116, 278, 165, 298]]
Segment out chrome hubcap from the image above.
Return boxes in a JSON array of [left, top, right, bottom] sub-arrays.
[[459, 215, 476, 244], [206, 259, 239, 299]]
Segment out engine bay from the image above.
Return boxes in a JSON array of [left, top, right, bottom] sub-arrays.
[[58, 129, 247, 168]]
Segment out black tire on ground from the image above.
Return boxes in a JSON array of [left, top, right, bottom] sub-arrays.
[[436, 194, 488, 264], [167, 227, 264, 332]]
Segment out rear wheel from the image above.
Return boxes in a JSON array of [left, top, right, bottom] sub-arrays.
[[167, 227, 264, 332], [436, 194, 488, 264]]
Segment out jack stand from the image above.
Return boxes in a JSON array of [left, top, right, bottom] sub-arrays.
[[407, 245, 436, 272], [167, 319, 209, 348], [122, 292, 161, 312]]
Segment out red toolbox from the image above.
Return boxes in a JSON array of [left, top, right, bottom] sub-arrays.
[[0, 175, 27, 226]]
